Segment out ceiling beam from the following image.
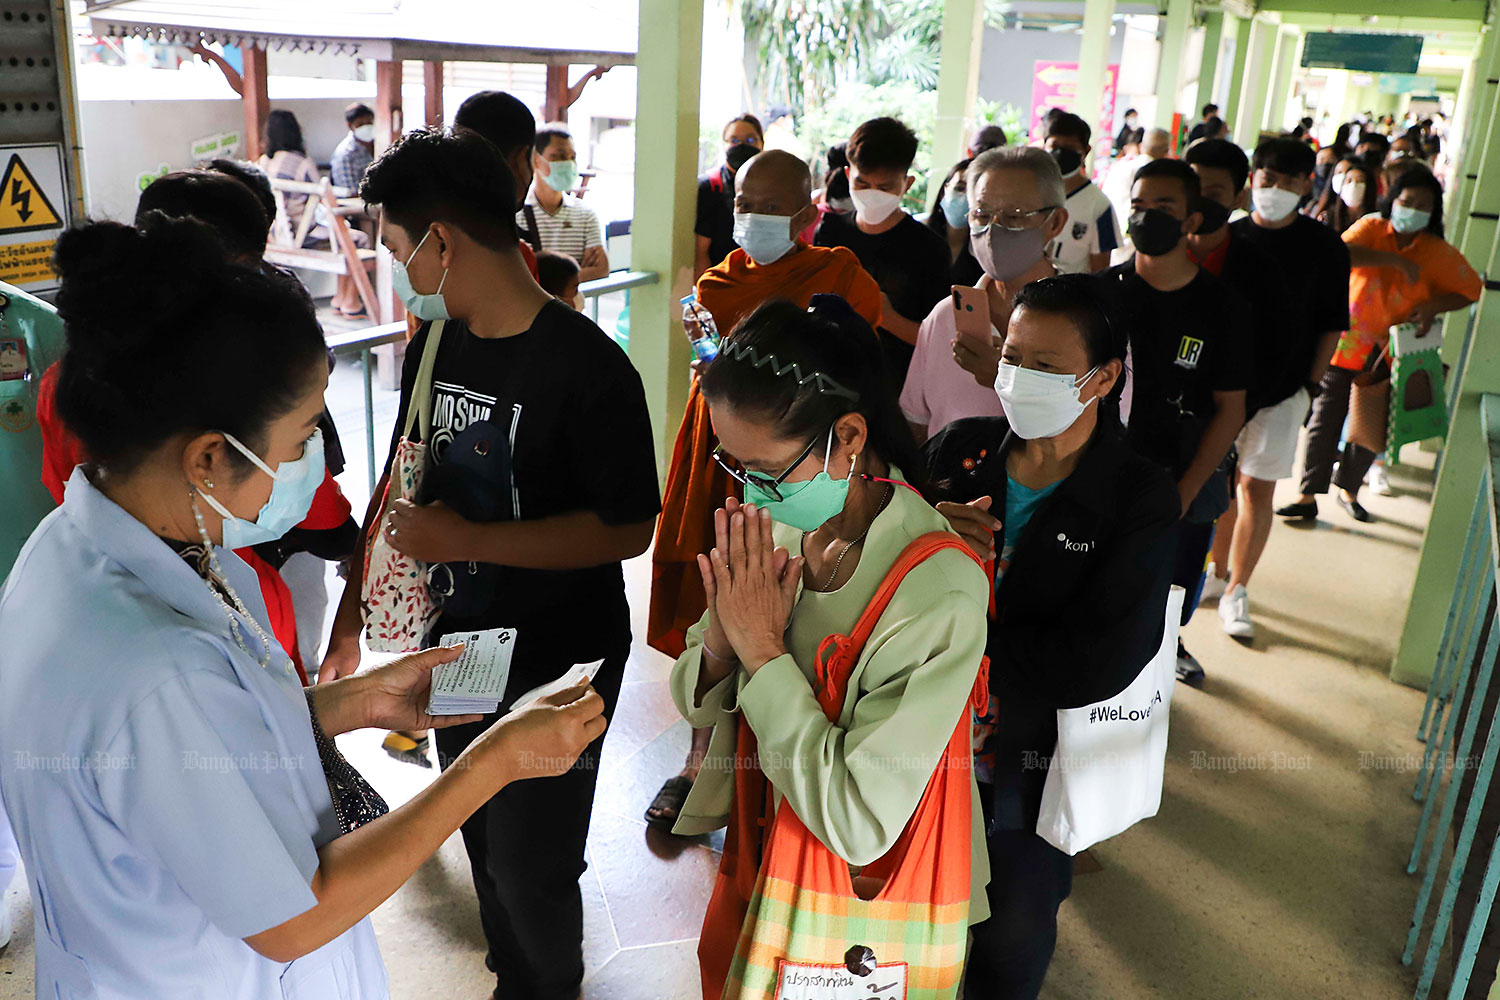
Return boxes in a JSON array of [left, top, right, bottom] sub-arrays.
[[1253, 0, 1486, 22]]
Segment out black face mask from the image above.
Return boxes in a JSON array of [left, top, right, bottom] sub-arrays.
[[1050, 147, 1083, 176], [1194, 196, 1230, 236], [726, 143, 760, 172], [1128, 208, 1185, 257]]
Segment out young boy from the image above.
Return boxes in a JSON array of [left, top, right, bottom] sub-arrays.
[[1043, 111, 1121, 274], [535, 248, 582, 307], [814, 116, 951, 383], [333, 128, 660, 1000]]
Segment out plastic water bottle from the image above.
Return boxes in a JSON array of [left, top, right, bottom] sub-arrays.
[[681, 292, 721, 363]]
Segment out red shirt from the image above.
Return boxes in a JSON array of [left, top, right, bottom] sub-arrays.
[[1186, 232, 1231, 276], [36, 363, 355, 684]]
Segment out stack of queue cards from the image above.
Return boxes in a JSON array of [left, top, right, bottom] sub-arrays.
[[427, 628, 517, 717]]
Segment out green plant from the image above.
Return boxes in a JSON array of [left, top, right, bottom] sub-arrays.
[[864, 0, 1010, 91], [736, 0, 883, 113]]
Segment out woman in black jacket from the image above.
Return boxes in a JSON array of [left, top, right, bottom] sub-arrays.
[[922, 273, 1179, 1000]]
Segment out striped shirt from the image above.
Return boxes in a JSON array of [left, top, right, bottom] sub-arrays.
[[517, 191, 604, 264]]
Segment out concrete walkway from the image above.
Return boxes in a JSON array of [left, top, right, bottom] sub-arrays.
[[0, 406, 1450, 998]]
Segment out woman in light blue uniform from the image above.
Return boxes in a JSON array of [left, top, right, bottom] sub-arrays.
[[0, 215, 607, 999]]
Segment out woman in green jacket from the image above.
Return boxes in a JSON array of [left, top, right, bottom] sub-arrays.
[[668, 295, 991, 996]]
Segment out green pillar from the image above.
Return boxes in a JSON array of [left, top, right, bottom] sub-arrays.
[[1154, 0, 1193, 131], [629, 0, 702, 475], [1232, 18, 1277, 147], [1453, 24, 1500, 257], [1194, 10, 1225, 120], [1224, 15, 1253, 138], [1074, 0, 1117, 170], [1447, 48, 1483, 250], [1392, 220, 1500, 686], [1262, 29, 1301, 133], [931, 0, 986, 196]]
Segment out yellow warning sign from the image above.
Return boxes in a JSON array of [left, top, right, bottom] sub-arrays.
[[0, 239, 58, 287], [0, 154, 63, 235]]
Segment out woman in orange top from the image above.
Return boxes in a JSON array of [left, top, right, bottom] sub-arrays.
[[1283, 167, 1480, 522]]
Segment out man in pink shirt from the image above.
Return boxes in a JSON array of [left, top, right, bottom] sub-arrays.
[[901, 146, 1068, 441]]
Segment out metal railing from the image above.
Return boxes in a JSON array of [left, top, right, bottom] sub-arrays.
[[326, 269, 659, 492], [1404, 391, 1500, 999]]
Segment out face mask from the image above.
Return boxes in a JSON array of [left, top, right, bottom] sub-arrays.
[[1127, 209, 1184, 257], [1251, 185, 1301, 223], [1341, 181, 1367, 209], [994, 363, 1101, 440], [1195, 196, 1230, 236], [850, 187, 903, 225], [970, 215, 1052, 282], [1050, 147, 1083, 177], [941, 191, 969, 229], [726, 143, 759, 172], [200, 428, 325, 549], [1330, 172, 1346, 196], [541, 159, 579, 193], [393, 228, 451, 321], [733, 212, 796, 265], [1391, 204, 1432, 234], [353, 123, 375, 143], [827, 196, 854, 214], [743, 426, 852, 532]]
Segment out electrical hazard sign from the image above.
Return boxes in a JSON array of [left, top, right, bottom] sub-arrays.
[[0, 144, 71, 293]]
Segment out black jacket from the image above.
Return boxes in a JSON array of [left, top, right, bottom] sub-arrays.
[[923, 414, 1180, 831]]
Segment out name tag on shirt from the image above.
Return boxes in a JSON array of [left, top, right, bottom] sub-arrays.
[[775, 958, 907, 1000], [0, 338, 28, 381]]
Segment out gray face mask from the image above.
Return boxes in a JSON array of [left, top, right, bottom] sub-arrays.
[[970, 217, 1052, 282]]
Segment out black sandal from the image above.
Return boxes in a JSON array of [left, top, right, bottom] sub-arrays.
[[645, 774, 694, 831]]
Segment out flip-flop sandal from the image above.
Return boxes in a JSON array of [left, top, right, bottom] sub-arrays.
[[644, 774, 694, 831], [339, 306, 370, 320], [382, 730, 433, 768]]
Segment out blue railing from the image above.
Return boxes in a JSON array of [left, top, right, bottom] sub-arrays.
[[326, 270, 659, 491], [1404, 391, 1500, 999]]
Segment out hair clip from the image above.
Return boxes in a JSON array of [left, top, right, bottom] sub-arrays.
[[718, 339, 860, 402]]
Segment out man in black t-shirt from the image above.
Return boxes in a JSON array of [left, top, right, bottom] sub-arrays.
[[338, 128, 661, 1000], [1107, 158, 1250, 685], [694, 113, 764, 278], [815, 116, 951, 385]]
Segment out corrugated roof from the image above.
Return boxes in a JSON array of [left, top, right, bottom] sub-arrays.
[[84, 0, 637, 66]]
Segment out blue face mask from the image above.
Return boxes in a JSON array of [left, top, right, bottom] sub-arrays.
[[200, 428, 325, 549], [393, 229, 451, 321], [1391, 203, 1432, 234], [941, 190, 969, 229], [542, 159, 580, 193], [743, 426, 854, 532], [733, 212, 797, 266]]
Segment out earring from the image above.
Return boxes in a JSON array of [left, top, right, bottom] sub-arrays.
[[203, 479, 215, 490]]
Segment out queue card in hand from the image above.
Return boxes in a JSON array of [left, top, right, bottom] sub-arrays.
[[508, 659, 606, 714], [427, 628, 517, 716]]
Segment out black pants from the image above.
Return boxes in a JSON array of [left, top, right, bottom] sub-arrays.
[[1172, 519, 1216, 628], [964, 827, 1075, 1000], [1300, 358, 1390, 496], [434, 649, 627, 1000]]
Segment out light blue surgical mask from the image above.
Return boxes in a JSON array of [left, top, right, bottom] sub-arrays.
[[200, 428, 325, 549], [1391, 203, 1432, 234], [393, 229, 451, 321], [941, 190, 969, 229], [743, 426, 854, 532], [542, 159, 579, 193], [733, 212, 796, 265]]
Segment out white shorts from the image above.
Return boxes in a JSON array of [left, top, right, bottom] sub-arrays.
[[1237, 388, 1309, 482]]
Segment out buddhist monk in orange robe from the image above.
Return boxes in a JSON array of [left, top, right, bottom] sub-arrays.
[[648, 150, 882, 659]]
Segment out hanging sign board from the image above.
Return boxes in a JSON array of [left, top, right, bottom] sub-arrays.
[[1301, 33, 1424, 75], [0, 144, 69, 293]]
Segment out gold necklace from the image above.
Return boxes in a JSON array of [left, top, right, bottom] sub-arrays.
[[807, 483, 893, 592]]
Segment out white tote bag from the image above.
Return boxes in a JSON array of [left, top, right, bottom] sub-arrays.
[[360, 321, 445, 652], [1035, 585, 1185, 855]]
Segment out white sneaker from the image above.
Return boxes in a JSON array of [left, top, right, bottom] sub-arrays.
[[0, 899, 11, 952], [1219, 584, 1255, 640], [1199, 564, 1228, 604], [1367, 464, 1393, 496]]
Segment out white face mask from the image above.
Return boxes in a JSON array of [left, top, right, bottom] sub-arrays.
[[994, 362, 1100, 440], [850, 188, 903, 225], [732, 212, 796, 265], [1252, 185, 1301, 223], [1341, 181, 1367, 210], [1330, 172, 1346, 196], [353, 123, 376, 143]]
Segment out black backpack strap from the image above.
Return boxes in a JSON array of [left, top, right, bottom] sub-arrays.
[[521, 204, 543, 251]]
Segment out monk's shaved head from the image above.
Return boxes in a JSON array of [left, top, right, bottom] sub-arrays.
[[736, 149, 813, 217]]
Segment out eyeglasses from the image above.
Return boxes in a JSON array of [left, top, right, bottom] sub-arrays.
[[968, 205, 1058, 234], [712, 431, 822, 503]]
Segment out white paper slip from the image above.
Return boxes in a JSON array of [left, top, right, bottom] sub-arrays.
[[509, 659, 605, 714], [427, 628, 517, 716]]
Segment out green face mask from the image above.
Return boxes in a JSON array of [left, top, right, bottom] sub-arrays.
[[743, 427, 853, 532], [542, 159, 579, 193]]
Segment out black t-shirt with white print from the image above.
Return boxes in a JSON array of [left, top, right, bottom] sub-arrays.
[[389, 301, 661, 690]]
